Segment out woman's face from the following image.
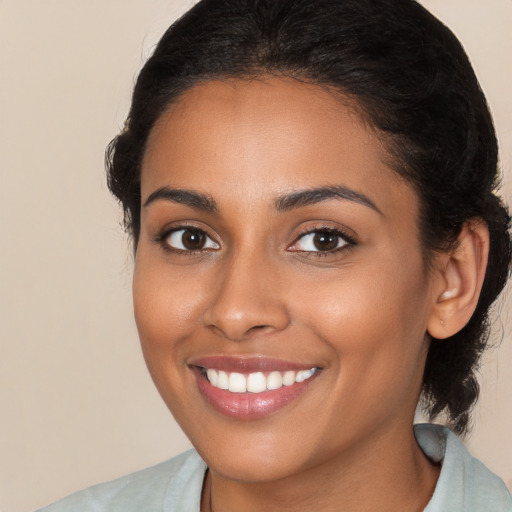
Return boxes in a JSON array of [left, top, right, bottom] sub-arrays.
[[134, 78, 439, 481]]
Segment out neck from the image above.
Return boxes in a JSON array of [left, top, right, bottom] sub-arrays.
[[202, 424, 440, 512]]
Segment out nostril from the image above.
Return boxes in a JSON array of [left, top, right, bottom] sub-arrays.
[[248, 325, 270, 334]]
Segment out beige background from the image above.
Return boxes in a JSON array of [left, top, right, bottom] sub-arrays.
[[1, 1, 511, 511]]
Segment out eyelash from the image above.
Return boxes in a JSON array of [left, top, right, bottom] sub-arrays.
[[154, 225, 220, 255], [154, 225, 357, 257], [288, 226, 357, 258]]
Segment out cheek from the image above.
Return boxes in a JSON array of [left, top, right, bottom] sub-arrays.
[[296, 255, 431, 388], [131, 253, 208, 418], [133, 251, 201, 336], [132, 251, 208, 380]]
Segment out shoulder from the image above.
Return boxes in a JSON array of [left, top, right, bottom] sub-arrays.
[[35, 449, 207, 512], [415, 423, 512, 512]]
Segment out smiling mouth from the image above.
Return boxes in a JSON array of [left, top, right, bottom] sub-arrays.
[[190, 357, 321, 419], [201, 367, 318, 393]]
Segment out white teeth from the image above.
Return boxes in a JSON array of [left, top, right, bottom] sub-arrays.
[[206, 368, 218, 387], [283, 371, 296, 386], [217, 370, 229, 390], [296, 369, 314, 382], [205, 367, 317, 393], [247, 372, 267, 393], [267, 371, 283, 390], [228, 372, 247, 393]]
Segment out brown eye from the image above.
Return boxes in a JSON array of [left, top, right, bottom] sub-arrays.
[[312, 232, 339, 251], [290, 229, 352, 253], [182, 229, 206, 249], [165, 228, 219, 251]]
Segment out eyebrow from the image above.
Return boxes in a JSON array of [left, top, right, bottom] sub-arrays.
[[143, 184, 381, 216], [143, 187, 218, 213], [275, 185, 382, 215]]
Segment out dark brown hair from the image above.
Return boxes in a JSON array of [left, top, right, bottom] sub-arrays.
[[106, 0, 511, 434]]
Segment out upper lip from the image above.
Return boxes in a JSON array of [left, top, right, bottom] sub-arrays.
[[188, 355, 320, 373]]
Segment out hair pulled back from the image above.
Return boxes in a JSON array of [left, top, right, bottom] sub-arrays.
[[106, 0, 512, 434]]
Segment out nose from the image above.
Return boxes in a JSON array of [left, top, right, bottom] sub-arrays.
[[202, 252, 290, 341]]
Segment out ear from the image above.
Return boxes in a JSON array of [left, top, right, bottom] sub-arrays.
[[427, 219, 489, 339]]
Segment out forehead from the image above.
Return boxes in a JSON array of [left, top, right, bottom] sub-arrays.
[[141, 77, 414, 215]]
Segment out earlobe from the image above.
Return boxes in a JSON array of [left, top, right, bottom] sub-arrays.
[[427, 219, 489, 339]]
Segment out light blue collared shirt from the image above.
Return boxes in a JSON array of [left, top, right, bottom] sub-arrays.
[[36, 424, 512, 511]]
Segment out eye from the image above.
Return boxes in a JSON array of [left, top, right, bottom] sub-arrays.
[[164, 228, 219, 252], [289, 229, 353, 253]]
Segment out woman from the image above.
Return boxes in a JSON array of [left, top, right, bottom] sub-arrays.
[[38, 0, 512, 510]]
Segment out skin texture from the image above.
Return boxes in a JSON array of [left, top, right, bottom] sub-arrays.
[[133, 78, 487, 511]]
